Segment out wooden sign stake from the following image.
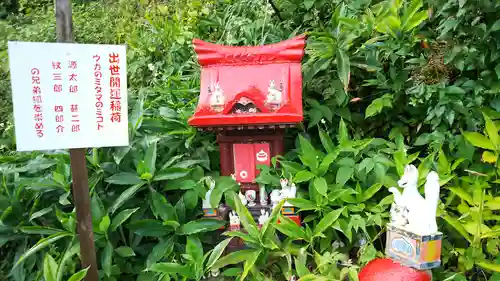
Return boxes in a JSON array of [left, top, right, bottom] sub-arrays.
[[56, 1, 99, 280]]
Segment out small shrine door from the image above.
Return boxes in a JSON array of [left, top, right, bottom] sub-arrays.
[[233, 143, 271, 183]]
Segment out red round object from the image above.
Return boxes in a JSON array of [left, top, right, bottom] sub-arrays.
[[358, 258, 431, 281]]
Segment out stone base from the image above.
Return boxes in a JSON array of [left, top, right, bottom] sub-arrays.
[[385, 224, 442, 270]]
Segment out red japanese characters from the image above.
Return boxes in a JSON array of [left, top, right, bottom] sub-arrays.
[[31, 68, 44, 138], [109, 52, 122, 123], [94, 55, 104, 131]]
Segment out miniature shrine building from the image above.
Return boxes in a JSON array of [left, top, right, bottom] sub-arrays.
[[188, 34, 306, 224]]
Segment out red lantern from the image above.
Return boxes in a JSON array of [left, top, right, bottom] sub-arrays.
[[359, 258, 432, 281]]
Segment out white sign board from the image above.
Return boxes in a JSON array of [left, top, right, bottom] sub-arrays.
[[8, 42, 129, 151]]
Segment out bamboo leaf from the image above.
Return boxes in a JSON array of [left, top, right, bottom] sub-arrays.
[[211, 249, 257, 270], [13, 232, 72, 269], [241, 249, 262, 281], [67, 267, 89, 281], [206, 238, 233, 269], [43, 254, 57, 281]]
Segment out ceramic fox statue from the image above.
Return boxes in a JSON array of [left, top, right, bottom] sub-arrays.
[[389, 165, 441, 235]]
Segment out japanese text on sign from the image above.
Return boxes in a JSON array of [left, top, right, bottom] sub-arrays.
[[8, 42, 129, 151]]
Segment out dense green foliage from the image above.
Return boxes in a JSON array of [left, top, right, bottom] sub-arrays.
[[1, 0, 500, 280]]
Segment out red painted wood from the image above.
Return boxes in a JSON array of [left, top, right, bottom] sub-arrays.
[[216, 130, 284, 178], [218, 140, 232, 176], [233, 143, 255, 183], [253, 143, 270, 175], [358, 258, 431, 281], [188, 35, 306, 128], [193, 35, 306, 66]]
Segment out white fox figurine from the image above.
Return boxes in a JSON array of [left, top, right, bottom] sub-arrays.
[[389, 164, 441, 235]]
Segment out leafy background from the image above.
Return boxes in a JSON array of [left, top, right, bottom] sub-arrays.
[[1, 0, 500, 280]]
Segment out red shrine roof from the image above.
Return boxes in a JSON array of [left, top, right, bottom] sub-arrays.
[[188, 34, 306, 129]]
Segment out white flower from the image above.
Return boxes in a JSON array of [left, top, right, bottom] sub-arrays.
[[148, 63, 154, 71]]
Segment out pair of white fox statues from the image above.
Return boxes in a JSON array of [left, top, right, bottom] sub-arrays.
[[389, 164, 441, 235]]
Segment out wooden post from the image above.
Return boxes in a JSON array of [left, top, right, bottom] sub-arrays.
[[56, 1, 99, 281]]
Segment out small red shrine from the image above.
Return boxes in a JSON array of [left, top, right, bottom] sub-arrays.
[[189, 35, 306, 226]]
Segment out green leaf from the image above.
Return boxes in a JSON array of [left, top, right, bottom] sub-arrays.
[[481, 230, 500, 239], [313, 177, 328, 196], [224, 230, 260, 244], [154, 167, 191, 181], [231, 192, 259, 238], [149, 263, 193, 277], [275, 215, 308, 240], [294, 170, 315, 183], [151, 189, 176, 221], [298, 135, 318, 170], [261, 199, 286, 238], [363, 183, 382, 201], [102, 242, 113, 277], [286, 198, 317, 212], [314, 207, 345, 236], [177, 219, 226, 235], [99, 215, 111, 233], [477, 260, 500, 272], [241, 249, 262, 281], [146, 237, 174, 267], [490, 19, 500, 32], [129, 219, 174, 237], [19, 226, 64, 235], [336, 49, 350, 91], [401, 0, 422, 29], [295, 250, 310, 277], [43, 254, 57, 281], [365, 95, 393, 118], [30, 207, 53, 221], [56, 242, 80, 281], [403, 10, 428, 31], [317, 151, 339, 176], [298, 274, 331, 281], [449, 187, 474, 205], [319, 128, 335, 153], [336, 166, 353, 186], [13, 232, 72, 269], [110, 208, 140, 231], [447, 86, 466, 94], [303, 0, 315, 10], [67, 267, 89, 281], [211, 249, 257, 270], [442, 214, 472, 243], [482, 151, 498, 164], [207, 238, 233, 269], [105, 172, 143, 185], [483, 112, 499, 147], [144, 140, 158, 176], [109, 182, 145, 214], [115, 246, 135, 257], [338, 119, 349, 145], [463, 132, 495, 150], [186, 236, 203, 268]]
